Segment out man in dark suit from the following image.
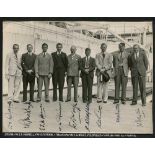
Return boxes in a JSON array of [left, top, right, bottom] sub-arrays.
[[113, 43, 130, 104], [129, 44, 148, 106], [52, 43, 68, 102], [35, 43, 54, 102], [21, 44, 36, 102], [80, 48, 95, 103], [65, 45, 81, 102]]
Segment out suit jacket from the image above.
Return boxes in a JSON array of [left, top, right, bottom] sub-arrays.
[[95, 52, 113, 77], [21, 52, 36, 77], [113, 50, 129, 77], [52, 51, 68, 73], [67, 53, 81, 76], [5, 51, 22, 76], [80, 57, 95, 78], [35, 52, 54, 76], [129, 50, 148, 77]]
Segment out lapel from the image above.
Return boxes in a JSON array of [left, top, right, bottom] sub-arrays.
[[132, 52, 137, 63], [117, 51, 125, 61], [54, 51, 59, 62], [99, 52, 104, 62], [136, 51, 142, 62]]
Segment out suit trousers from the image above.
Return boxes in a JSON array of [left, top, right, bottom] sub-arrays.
[[114, 66, 128, 101], [52, 69, 65, 101], [38, 75, 50, 100], [131, 73, 146, 105], [97, 76, 109, 101], [67, 76, 79, 101], [81, 74, 93, 102], [23, 75, 35, 101], [8, 75, 22, 101]]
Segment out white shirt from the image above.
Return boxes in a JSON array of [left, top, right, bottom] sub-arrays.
[[42, 52, 47, 56], [134, 51, 139, 59], [57, 51, 62, 55]]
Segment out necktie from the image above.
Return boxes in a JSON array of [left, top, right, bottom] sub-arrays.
[[43, 52, 45, 57], [135, 52, 138, 60], [120, 52, 123, 63], [85, 56, 89, 68], [102, 53, 105, 59], [58, 52, 60, 56]]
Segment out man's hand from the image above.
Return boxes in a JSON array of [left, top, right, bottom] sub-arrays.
[[65, 72, 67, 76], [48, 73, 52, 79], [85, 69, 89, 74], [27, 70, 33, 74], [5, 74, 9, 80], [35, 73, 39, 78], [100, 68, 105, 74]]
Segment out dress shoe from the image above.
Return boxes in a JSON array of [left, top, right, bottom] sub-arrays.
[[130, 102, 137, 105], [53, 99, 57, 102], [30, 99, 36, 102], [103, 101, 107, 103], [121, 101, 126, 104], [45, 99, 50, 102], [74, 100, 78, 102], [83, 100, 87, 103], [13, 100, 20, 103], [65, 99, 71, 102], [97, 100, 102, 103], [113, 100, 119, 104], [7, 100, 12, 104], [36, 99, 41, 102], [59, 99, 64, 102], [142, 103, 146, 107]]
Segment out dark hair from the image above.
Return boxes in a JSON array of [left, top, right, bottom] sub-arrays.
[[101, 43, 107, 47], [42, 43, 48, 48], [119, 42, 125, 47], [27, 44, 33, 48], [13, 44, 19, 48], [56, 43, 63, 47], [85, 48, 91, 52]]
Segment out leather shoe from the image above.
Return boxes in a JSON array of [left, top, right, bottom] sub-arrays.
[[121, 101, 126, 104], [113, 100, 119, 104], [103, 101, 107, 103], [131, 102, 137, 105], [30, 99, 36, 102], [45, 99, 50, 102], [36, 99, 41, 102], [65, 99, 71, 102], [13, 100, 20, 103]]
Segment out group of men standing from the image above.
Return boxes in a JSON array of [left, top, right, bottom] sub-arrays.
[[5, 42, 148, 106]]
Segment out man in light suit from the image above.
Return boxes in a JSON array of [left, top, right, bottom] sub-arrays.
[[80, 48, 95, 103], [113, 43, 130, 104], [35, 43, 54, 102], [66, 45, 81, 102], [21, 44, 36, 103], [129, 44, 148, 106], [95, 43, 113, 103], [5, 44, 22, 103]]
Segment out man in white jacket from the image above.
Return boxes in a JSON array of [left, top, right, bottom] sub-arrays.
[[5, 44, 22, 103], [95, 43, 113, 103]]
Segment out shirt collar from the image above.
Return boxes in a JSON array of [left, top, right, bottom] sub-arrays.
[[28, 52, 33, 55], [57, 51, 62, 55], [85, 56, 90, 59], [42, 52, 47, 55]]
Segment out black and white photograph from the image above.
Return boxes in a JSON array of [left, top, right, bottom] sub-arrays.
[[1, 18, 154, 137]]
